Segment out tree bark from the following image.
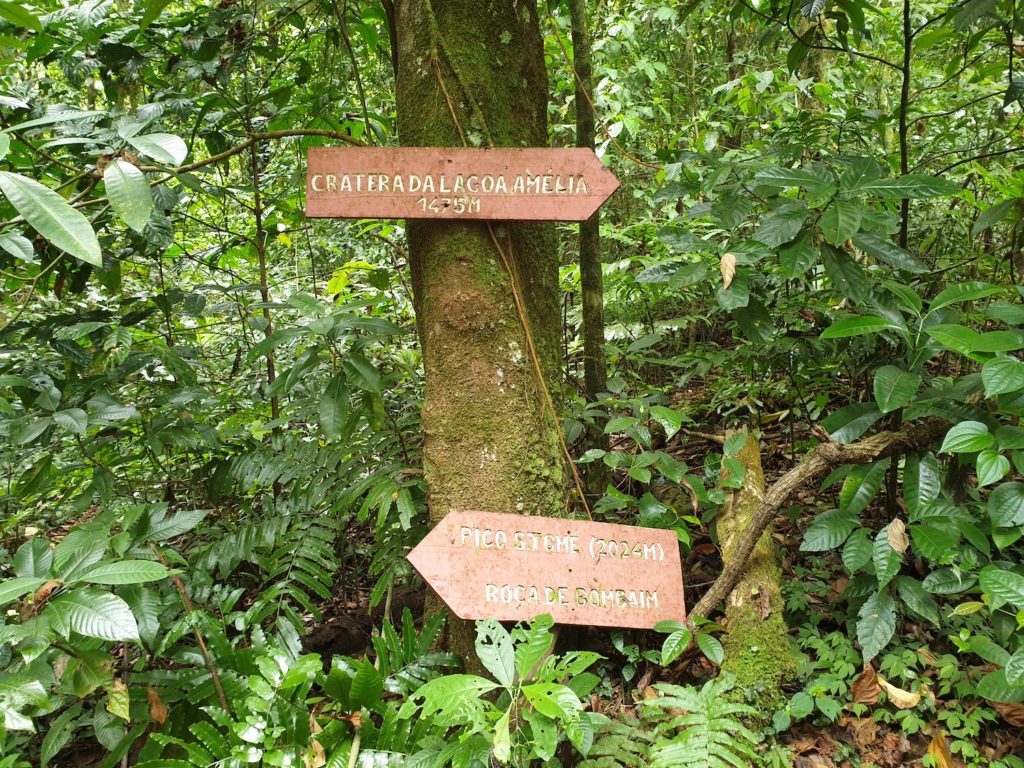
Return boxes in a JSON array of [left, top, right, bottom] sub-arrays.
[[568, 0, 609, 500], [395, 0, 564, 661], [716, 429, 795, 713]]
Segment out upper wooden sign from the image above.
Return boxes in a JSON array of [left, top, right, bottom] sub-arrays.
[[305, 147, 620, 222], [407, 510, 685, 629]]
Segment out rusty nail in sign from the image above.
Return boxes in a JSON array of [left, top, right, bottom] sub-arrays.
[[407, 510, 685, 629], [306, 147, 619, 222]]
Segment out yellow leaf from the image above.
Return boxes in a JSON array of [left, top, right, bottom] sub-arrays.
[[720, 252, 736, 289], [925, 730, 955, 768], [878, 675, 920, 709], [106, 678, 130, 721]]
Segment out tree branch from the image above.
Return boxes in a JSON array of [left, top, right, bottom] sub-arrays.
[[688, 418, 949, 621]]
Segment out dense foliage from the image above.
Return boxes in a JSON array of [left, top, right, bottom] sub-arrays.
[[0, 0, 1022, 766]]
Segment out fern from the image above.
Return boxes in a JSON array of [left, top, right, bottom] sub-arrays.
[[577, 715, 655, 768], [373, 608, 460, 695], [642, 675, 759, 768]]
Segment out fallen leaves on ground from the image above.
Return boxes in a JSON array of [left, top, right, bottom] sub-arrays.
[[851, 663, 880, 705]]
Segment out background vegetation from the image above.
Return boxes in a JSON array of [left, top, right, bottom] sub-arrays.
[[0, 0, 1022, 766]]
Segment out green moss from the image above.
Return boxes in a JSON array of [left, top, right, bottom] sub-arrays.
[[721, 610, 798, 715]]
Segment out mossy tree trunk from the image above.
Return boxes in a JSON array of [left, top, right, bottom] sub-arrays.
[[716, 428, 796, 712], [395, 1, 565, 661]]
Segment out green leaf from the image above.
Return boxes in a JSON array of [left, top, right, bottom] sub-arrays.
[[801, 508, 858, 551], [344, 351, 381, 393], [972, 198, 1020, 236], [822, 402, 882, 443], [940, 421, 993, 453], [977, 450, 1010, 487], [0, 1, 42, 31], [927, 324, 1024, 355], [778, 236, 818, 278], [983, 356, 1024, 396], [2, 110, 105, 134], [821, 315, 904, 338], [47, 588, 140, 641], [910, 523, 959, 562], [660, 628, 693, 665], [976, 669, 1024, 703], [696, 632, 724, 665], [349, 660, 384, 710], [0, 576, 47, 606], [0, 232, 35, 263], [847, 175, 958, 199], [71, 560, 168, 585], [53, 408, 87, 435], [398, 674, 500, 727], [754, 167, 835, 197], [979, 566, 1024, 610], [843, 529, 873, 573], [14, 538, 52, 578], [873, 528, 901, 589], [895, 576, 940, 625], [104, 158, 153, 233], [128, 133, 188, 165], [475, 619, 515, 687], [922, 569, 976, 594], [822, 246, 871, 302], [522, 682, 581, 721], [319, 373, 349, 441], [851, 232, 927, 273], [882, 281, 922, 314], [988, 481, 1024, 527], [873, 365, 920, 414], [819, 200, 863, 245], [0, 172, 102, 266], [954, 0, 998, 29], [857, 590, 896, 661], [1006, 650, 1024, 685], [140, 0, 173, 27], [752, 202, 807, 248], [929, 281, 1004, 313], [840, 459, 890, 515]]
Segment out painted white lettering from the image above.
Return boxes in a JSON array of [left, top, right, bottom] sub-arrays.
[[311, 174, 325, 193]]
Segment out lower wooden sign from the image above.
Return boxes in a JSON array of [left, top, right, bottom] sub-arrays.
[[406, 510, 685, 629]]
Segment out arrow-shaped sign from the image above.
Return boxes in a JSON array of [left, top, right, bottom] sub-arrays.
[[306, 147, 619, 222], [407, 510, 685, 629]]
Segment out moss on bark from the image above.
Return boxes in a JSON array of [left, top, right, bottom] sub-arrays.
[[716, 428, 797, 715], [395, 1, 564, 664]]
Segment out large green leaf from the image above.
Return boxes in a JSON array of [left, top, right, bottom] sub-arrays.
[[754, 166, 835, 197], [988, 481, 1024, 527], [929, 281, 1004, 313], [857, 590, 896, 661], [128, 133, 188, 165], [821, 315, 904, 338], [349, 660, 384, 710], [842, 529, 873, 573], [895, 576, 939, 625], [821, 402, 882, 443], [977, 450, 1010, 487], [927, 324, 1024, 355], [910, 523, 959, 562], [840, 459, 890, 515], [13, 538, 52, 578], [319, 373, 349, 441], [939, 421, 993, 453], [104, 158, 153, 232], [71, 560, 168, 585], [873, 365, 920, 413], [821, 246, 871, 302], [0, 232, 34, 262], [976, 669, 1024, 704], [979, 567, 1024, 610], [752, 202, 807, 248], [819, 199, 863, 245], [873, 528, 901, 589], [47, 588, 140, 641], [922, 569, 976, 594], [0, 1, 42, 31], [982, 356, 1024, 396], [800, 508, 858, 551], [851, 232, 927, 273], [847, 175, 958, 199], [0, 576, 47, 606], [0, 172, 101, 266], [523, 682, 582, 721], [475, 620, 515, 687]]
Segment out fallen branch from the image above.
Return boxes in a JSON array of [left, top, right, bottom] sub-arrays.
[[688, 418, 949, 621]]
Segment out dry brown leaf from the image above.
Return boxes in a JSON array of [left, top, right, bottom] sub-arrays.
[[851, 663, 880, 705], [147, 688, 168, 726], [306, 714, 326, 768], [838, 716, 878, 750], [720, 252, 736, 289], [878, 676, 921, 709], [33, 579, 62, 605], [926, 730, 955, 768], [990, 701, 1024, 726], [887, 519, 909, 553]]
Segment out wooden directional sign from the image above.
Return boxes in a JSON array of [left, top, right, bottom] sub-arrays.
[[305, 147, 619, 222], [407, 510, 685, 629]]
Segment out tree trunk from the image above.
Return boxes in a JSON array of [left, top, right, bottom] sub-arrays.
[[568, 0, 609, 500], [716, 429, 796, 713], [395, 0, 564, 661]]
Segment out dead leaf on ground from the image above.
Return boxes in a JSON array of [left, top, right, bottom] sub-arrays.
[[794, 756, 833, 768], [851, 663, 880, 705], [926, 730, 956, 768], [838, 716, 878, 750], [878, 676, 921, 709], [147, 688, 168, 726], [887, 518, 909, 552], [990, 701, 1024, 726], [720, 252, 736, 289]]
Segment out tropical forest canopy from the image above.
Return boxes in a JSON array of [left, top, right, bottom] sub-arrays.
[[0, 0, 1023, 766]]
